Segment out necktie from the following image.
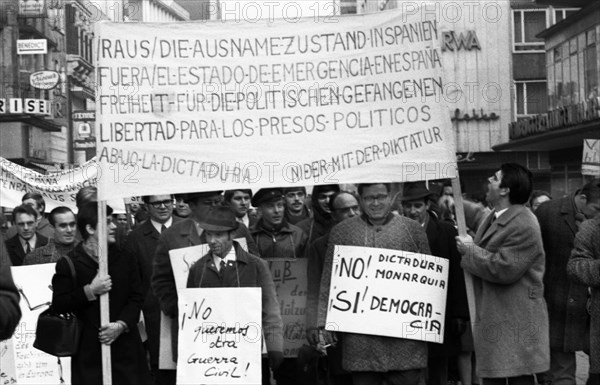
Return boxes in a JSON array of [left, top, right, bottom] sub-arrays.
[[161, 225, 167, 233], [219, 260, 226, 280], [25, 242, 31, 254]]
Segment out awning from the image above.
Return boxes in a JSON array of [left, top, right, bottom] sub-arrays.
[[493, 119, 600, 151], [0, 114, 63, 132]]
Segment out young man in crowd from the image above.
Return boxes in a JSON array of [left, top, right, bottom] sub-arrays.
[[23, 206, 77, 265]]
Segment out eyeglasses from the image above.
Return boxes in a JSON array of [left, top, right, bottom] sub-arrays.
[[149, 199, 174, 208], [201, 197, 223, 206], [362, 194, 389, 204]]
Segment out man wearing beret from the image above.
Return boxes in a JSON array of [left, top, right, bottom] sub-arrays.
[[250, 188, 308, 385], [187, 206, 284, 384], [151, 190, 259, 373]]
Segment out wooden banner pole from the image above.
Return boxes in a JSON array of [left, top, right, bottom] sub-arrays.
[[450, 178, 477, 328], [98, 201, 112, 385]]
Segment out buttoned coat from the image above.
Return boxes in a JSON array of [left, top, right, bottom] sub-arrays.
[[22, 238, 77, 265], [186, 242, 283, 353], [151, 218, 258, 360], [250, 219, 307, 260], [123, 216, 180, 367], [461, 205, 550, 378], [567, 217, 600, 373], [535, 195, 589, 351], [318, 214, 431, 372], [5, 232, 48, 266]]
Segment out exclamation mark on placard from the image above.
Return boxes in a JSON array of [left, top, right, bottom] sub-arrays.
[[365, 255, 372, 278], [360, 286, 369, 313], [244, 363, 250, 376]]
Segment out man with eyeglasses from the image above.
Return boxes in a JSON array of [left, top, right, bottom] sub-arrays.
[[306, 190, 360, 385], [123, 194, 179, 385], [298, 184, 340, 253], [318, 183, 431, 385], [5, 204, 48, 267], [23, 206, 78, 266], [5, 192, 54, 239], [151, 190, 258, 379], [283, 187, 311, 225]]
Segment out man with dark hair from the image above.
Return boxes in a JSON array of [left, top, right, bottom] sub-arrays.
[[282, 187, 310, 225], [535, 178, 600, 385], [250, 188, 307, 260], [186, 206, 284, 383], [126, 194, 179, 385], [306, 190, 360, 385], [224, 189, 256, 228], [5, 204, 48, 266], [23, 206, 77, 265], [401, 182, 469, 385], [456, 163, 550, 384], [6, 192, 54, 239], [318, 183, 431, 385], [151, 190, 258, 373], [297, 184, 340, 251], [250, 188, 307, 385]]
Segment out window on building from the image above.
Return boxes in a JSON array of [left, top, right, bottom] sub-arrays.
[[513, 8, 580, 53], [584, 29, 598, 100], [516, 81, 548, 116]]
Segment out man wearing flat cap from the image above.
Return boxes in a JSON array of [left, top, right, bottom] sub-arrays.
[[186, 206, 284, 382], [151, 190, 259, 376], [401, 182, 470, 385], [250, 188, 307, 260], [250, 188, 308, 385]]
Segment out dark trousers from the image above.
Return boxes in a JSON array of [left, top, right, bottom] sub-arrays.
[[275, 358, 301, 385], [482, 375, 536, 385], [352, 369, 423, 385], [149, 365, 176, 385]]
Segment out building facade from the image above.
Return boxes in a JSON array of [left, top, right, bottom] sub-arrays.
[[496, 0, 599, 198]]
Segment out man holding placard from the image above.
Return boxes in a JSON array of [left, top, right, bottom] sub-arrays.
[[456, 163, 550, 384], [186, 206, 284, 384], [318, 183, 431, 385]]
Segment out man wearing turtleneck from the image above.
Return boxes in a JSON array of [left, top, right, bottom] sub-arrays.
[[297, 184, 340, 254], [22, 206, 75, 266]]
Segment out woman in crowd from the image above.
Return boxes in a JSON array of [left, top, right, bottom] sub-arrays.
[[51, 202, 150, 385]]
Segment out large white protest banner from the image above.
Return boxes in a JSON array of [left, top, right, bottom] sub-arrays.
[[268, 259, 307, 358], [583, 139, 600, 177], [0, 156, 98, 210], [0, 264, 72, 384], [95, 6, 457, 201], [325, 245, 448, 343], [177, 288, 262, 385]]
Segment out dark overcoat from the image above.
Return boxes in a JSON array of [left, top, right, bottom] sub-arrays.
[[5, 232, 48, 266], [535, 195, 590, 351], [124, 216, 180, 366], [52, 244, 150, 385]]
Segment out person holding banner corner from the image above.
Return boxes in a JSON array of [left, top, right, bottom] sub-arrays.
[[318, 182, 431, 385], [456, 163, 550, 384], [186, 205, 284, 384]]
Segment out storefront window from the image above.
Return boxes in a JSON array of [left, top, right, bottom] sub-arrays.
[[513, 8, 580, 53], [584, 42, 598, 99]]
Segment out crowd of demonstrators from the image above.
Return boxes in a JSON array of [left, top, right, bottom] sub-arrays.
[[3, 173, 600, 385]]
